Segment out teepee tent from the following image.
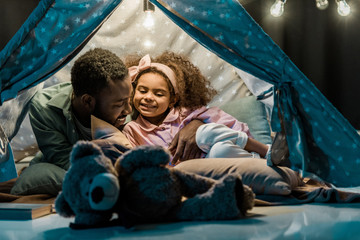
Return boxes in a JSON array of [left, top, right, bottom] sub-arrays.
[[0, 0, 359, 187]]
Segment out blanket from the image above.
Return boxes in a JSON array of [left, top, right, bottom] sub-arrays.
[[255, 178, 360, 206], [1, 176, 359, 207], [0, 178, 55, 204]]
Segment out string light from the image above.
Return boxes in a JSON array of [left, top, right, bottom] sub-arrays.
[[270, 0, 351, 17], [143, 12, 155, 28], [143, 0, 155, 29], [143, 0, 155, 12], [270, 0, 286, 17], [336, 0, 351, 16], [316, 0, 329, 10]]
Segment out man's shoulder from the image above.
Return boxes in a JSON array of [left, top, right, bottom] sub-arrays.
[[30, 82, 72, 108], [34, 82, 72, 98]]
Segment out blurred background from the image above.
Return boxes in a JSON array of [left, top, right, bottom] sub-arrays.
[[1, 0, 359, 129]]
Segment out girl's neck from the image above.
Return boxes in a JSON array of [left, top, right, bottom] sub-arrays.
[[143, 108, 171, 126]]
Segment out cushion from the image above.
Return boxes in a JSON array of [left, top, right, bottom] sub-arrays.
[[219, 96, 272, 145], [175, 158, 303, 195], [10, 163, 65, 196]]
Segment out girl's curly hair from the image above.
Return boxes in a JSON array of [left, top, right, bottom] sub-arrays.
[[155, 52, 217, 110], [71, 48, 128, 97], [125, 51, 217, 111]]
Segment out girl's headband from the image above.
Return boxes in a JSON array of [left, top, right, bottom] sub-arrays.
[[128, 54, 178, 94]]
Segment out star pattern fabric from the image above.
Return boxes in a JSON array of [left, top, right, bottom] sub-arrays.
[[0, 125, 17, 182], [1, 0, 249, 165], [0, 0, 359, 186], [150, 0, 360, 187], [0, 0, 123, 103]]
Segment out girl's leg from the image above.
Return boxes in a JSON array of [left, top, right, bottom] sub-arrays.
[[196, 123, 248, 153], [196, 123, 270, 159], [206, 140, 256, 158]]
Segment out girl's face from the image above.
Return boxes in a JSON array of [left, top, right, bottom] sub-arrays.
[[133, 72, 174, 125]]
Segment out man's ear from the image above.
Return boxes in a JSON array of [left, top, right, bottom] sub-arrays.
[[81, 94, 96, 112]]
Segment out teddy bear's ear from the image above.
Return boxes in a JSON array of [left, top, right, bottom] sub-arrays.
[[70, 140, 103, 164], [55, 192, 75, 217], [118, 145, 170, 171]]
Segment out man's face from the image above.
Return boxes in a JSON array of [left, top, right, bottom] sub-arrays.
[[92, 76, 132, 129]]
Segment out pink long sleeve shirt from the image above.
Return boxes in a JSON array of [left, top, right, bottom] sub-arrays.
[[122, 106, 253, 148]]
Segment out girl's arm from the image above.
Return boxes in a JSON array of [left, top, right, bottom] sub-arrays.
[[182, 106, 253, 138]]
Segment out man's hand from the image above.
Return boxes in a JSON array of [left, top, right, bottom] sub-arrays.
[[168, 119, 204, 165]]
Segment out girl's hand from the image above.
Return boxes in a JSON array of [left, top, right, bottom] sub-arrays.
[[168, 119, 204, 165]]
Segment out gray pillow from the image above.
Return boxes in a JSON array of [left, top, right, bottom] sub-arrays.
[[10, 163, 65, 196], [175, 158, 302, 195], [219, 96, 272, 144]]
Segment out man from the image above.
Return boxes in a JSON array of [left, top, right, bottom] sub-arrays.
[[28, 48, 133, 170], [10, 48, 202, 196]]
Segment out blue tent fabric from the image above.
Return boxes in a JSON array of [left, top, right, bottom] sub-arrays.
[[0, 0, 122, 104], [0, 0, 122, 183], [0, 125, 17, 182], [0, 0, 359, 187], [151, 0, 360, 187]]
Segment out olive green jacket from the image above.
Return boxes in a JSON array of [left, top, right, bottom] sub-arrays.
[[29, 82, 82, 170]]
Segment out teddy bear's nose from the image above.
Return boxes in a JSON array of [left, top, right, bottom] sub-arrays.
[[91, 187, 104, 203]]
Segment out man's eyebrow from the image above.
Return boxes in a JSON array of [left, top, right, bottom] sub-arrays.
[[116, 97, 131, 102]]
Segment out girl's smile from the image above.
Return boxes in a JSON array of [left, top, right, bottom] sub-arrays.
[[139, 102, 156, 111]]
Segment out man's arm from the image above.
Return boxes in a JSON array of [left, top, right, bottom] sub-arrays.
[[29, 102, 75, 170], [168, 119, 204, 165]]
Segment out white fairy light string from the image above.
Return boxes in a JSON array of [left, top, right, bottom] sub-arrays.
[[270, 0, 351, 17]]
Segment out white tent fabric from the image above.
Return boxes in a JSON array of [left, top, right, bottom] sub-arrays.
[[7, 0, 254, 165]]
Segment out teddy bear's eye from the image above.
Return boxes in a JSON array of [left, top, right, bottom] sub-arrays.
[[85, 192, 89, 196], [89, 178, 93, 184]]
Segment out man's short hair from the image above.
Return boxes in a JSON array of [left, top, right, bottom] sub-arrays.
[[71, 48, 128, 96]]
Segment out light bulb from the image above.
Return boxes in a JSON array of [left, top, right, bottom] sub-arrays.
[[316, 0, 329, 10], [336, 0, 351, 16], [143, 11, 154, 29], [270, 0, 286, 17]]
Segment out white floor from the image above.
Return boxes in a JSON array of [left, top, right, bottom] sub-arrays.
[[1, 203, 360, 240]]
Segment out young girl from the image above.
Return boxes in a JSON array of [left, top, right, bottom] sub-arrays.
[[123, 52, 271, 165]]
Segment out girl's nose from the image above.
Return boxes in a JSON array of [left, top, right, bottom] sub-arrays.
[[144, 92, 154, 101]]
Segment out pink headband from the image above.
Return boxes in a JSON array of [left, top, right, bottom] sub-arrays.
[[128, 54, 178, 94]]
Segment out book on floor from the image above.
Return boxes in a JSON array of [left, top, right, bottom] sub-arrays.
[[0, 203, 53, 220]]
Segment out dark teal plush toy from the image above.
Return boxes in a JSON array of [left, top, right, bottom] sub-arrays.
[[55, 141, 255, 229]]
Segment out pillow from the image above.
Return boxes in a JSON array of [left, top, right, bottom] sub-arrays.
[[219, 96, 272, 145], [10, 162, 65, 196], [10, 116, 130, 196], [175, 158, 302, 195]]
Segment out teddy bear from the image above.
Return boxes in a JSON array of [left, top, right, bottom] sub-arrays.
[[55, 140, 255, 228]]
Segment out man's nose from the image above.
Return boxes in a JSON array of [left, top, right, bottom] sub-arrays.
[[123, 101, 132, 115]]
